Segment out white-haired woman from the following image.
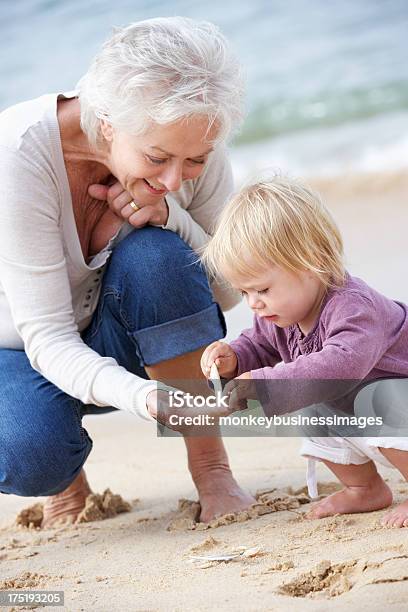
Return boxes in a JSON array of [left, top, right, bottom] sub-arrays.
[[0, 17, 255, 526]]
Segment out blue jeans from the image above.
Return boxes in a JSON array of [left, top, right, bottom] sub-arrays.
[[0, 228, 226, 497]]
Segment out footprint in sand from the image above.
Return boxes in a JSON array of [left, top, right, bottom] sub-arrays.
[[278, 559, 357, 598], [278, 553, 408, 599]]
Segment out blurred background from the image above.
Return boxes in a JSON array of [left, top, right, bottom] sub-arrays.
[[1, 0, 407, 334]]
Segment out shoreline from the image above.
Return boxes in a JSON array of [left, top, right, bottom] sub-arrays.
[[230, 110, 408, 182]]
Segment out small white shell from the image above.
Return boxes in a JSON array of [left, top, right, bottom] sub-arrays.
[[210, 363, 222, 396], [190, 553, 241, 562]]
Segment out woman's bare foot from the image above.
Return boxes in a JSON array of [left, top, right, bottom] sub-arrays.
[[194, 466, 256, 523], [381, 500, 408, 528], [41, 469, 92, 528], [185, 435, 256, 523], [306, 475, 392, 520]]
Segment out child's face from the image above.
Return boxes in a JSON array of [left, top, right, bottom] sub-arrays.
[[226, 261, 325, 335]]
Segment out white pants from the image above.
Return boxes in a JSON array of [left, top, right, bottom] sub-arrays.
[[301, 437, 408, 498], [299, 378, 408, 497]]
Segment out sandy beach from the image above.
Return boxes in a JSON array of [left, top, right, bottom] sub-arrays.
[[1, 173, 407, 610], [2, 416, 408, 611], [1, 2, 407, 609]]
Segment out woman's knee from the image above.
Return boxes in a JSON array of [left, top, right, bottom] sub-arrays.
[[107, 227, 214, 323], [88, 228, 226, 368]]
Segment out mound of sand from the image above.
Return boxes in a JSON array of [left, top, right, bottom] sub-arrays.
[[14, 489, 131, 529], [167, 487, 310, 531], [0, 571, 51, 590]]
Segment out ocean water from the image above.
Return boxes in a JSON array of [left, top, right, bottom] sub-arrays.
[[1, 0, 407, 175]]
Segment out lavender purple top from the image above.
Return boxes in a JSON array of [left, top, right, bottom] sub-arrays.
[[230, 274, 408, 413]]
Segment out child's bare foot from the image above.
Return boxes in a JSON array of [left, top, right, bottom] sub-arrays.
[[306, 475, 392, 519], [41, 469, 91, 528], [381, 500, 408, 528]]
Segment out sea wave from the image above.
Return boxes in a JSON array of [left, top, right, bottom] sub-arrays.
[[237, 80, 408, 145], [231, 111, 408, 180]]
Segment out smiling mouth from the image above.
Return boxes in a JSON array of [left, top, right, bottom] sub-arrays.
[[143, 179, 167, 195]]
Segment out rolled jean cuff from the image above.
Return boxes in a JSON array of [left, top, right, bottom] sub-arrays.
[[131, 303, 226, 366]]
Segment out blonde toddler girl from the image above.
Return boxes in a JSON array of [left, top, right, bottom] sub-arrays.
[[201, 177, 408, 527]]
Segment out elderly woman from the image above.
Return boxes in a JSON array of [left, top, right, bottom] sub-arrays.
[[0, 17, 255, 526]]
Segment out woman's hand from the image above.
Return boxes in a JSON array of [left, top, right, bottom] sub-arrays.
[[201, 341, 238, 379], [223, 371, 257, 413], [88, 180, 169, 228], [145, 388, 218, 434]]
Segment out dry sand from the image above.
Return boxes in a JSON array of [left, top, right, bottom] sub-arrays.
[[1, 172, 408, 611], [0, 414, 408, 612], [2, 416, 408, 611]]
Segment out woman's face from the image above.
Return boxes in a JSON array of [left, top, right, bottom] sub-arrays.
[[100, 116, 218, 206]]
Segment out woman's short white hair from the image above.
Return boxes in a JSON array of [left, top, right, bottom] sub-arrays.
[[77, 16, 244, 148]]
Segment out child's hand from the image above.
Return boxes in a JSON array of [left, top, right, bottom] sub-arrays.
[[201, 341, 238, 379]]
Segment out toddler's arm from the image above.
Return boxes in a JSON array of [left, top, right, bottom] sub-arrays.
[[250, 293, 387, 414], [229, 316, 282, 375]]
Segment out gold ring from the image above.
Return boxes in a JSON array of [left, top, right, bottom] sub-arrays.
[[129, 201, 140, 212]]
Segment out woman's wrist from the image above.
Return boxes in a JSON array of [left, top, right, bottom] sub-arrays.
[[157, 197, 169, 226]]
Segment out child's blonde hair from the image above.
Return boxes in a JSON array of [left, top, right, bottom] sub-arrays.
[[202, 176, 346, 289]]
